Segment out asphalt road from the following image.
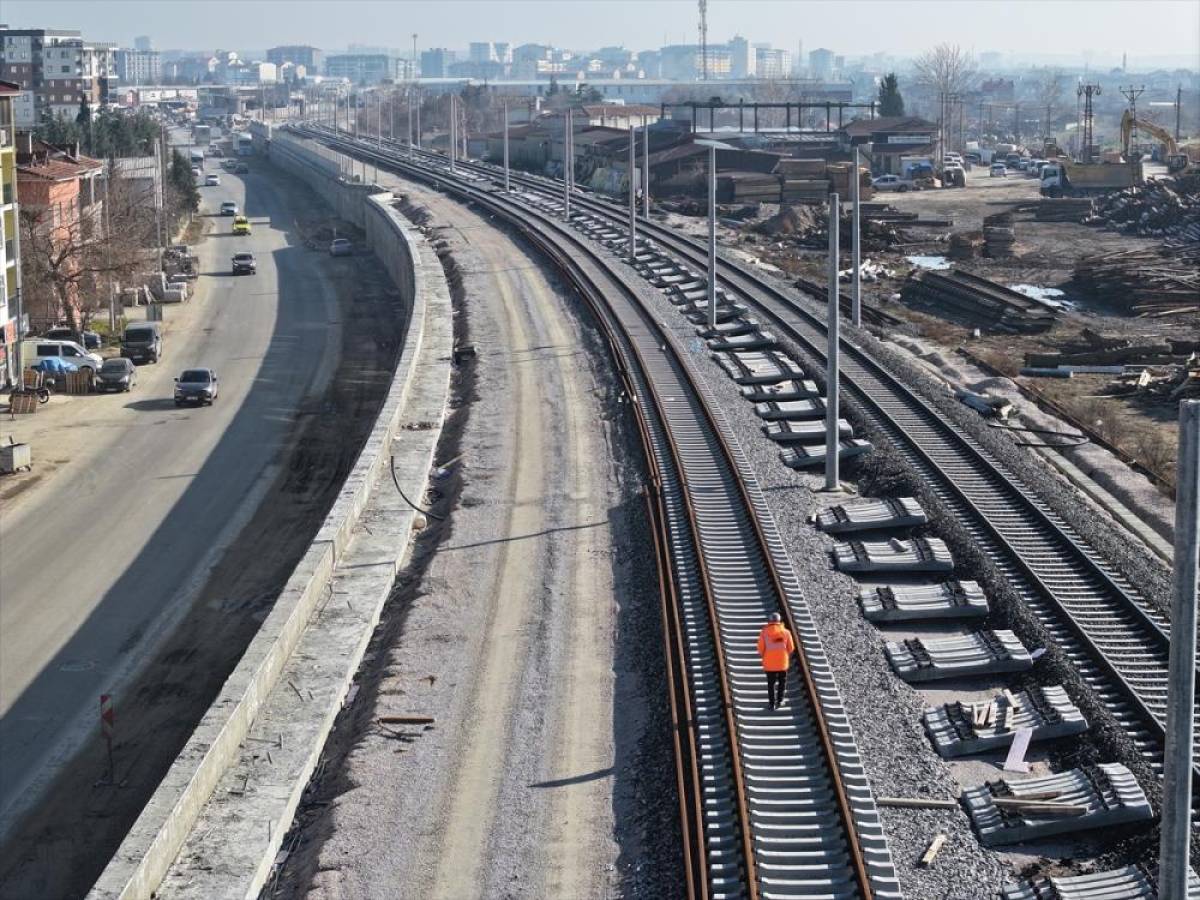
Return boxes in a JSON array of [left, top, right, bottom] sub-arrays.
[[0, 149, 342, 837]]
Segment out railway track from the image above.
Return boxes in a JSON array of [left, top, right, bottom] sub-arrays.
[[318, 128, 1193, 793], [294, 127, 902, 898]]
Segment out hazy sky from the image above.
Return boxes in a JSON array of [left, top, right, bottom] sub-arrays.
[[5, 0, 1198, 67]]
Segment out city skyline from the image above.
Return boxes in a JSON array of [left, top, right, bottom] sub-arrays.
[[4, 0, 1199, 70]]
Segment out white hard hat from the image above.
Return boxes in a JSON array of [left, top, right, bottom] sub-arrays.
[[769, 613, 781, 623]]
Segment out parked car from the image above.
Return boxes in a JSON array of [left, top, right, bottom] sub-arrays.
[[871, 174, 913, 193], [232, 215, 251, 235], [120, 321, 163, 364], [19, 339, 103, 373], [329, 238, 352, 256], [97, 357, 138, 392], [232, 252, 257, 274], [990, 163, 1007, 177], [205, 173, 221, 186], [220, 201, 239, 216], [45, 326, 101, 350], [174, 368, 219, 406]]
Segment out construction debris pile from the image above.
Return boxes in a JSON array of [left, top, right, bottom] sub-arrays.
[[1072, 243, 1200, 317], [902, 269, 1059, 333], [1082, 176, 1200, 239], [1021, 330, 1200, 400], [754, 202, 944, 250], [982, 212, 1017, 259]]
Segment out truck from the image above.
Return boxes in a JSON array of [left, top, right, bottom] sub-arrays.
[[236, 133, 254, 156], [1040, 159, 1143, 197], [191, 124, 212, 146]]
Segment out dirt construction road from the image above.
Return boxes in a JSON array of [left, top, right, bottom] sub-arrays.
[[270, 176, 675, 899]]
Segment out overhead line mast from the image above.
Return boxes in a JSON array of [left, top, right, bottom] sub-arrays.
[[698, 0, 708, 81]]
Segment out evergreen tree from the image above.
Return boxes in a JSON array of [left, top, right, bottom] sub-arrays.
[[877, 73, 905, 117]]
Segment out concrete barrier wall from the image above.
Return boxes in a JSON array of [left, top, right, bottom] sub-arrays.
[[270, 131, 382, 230], [89, 136, 448, 900]]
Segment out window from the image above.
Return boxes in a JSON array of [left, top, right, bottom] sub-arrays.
[[37, 345, 55, 357], [62, 65, 70, 73]]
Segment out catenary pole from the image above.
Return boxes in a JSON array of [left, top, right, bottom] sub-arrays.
[[503, 100, 510, 191], [628, 125, 637, 261], [706, 144, 717, 330], [1159, 399, 1200, 900], [825, 191, 841, 491], [563, 108, 571, 221], [642, 121, 650, 218], [450, 94, 457, 173], [851, 145, 862, 327]]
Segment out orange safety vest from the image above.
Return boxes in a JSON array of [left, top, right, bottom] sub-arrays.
[[756, 622, 795, 672]]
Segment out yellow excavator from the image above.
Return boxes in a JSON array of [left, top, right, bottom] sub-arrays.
[[1120, 110, 1191, 171]]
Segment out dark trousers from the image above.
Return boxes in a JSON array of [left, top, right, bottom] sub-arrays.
[[766, 670, 786, 707]]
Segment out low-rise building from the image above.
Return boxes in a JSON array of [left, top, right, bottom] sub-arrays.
[[841, 115, 938, 174], [15, 136, 103, 329]]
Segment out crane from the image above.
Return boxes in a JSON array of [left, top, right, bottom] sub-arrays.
[[1120, 109, 1190, 170], [698, 0, 708, 81]]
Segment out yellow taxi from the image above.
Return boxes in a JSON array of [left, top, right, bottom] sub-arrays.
[[232, 215, 251, 236]]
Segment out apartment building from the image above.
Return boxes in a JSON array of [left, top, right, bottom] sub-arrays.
[[267, 45, 323, 73], [0, 80, 22, 384], [325, 53, 395, 85], [115, 48, 161, 86], [0, 27, 85, 126]]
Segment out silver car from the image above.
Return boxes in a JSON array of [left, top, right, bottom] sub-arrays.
[[174, 368, 219, 406]]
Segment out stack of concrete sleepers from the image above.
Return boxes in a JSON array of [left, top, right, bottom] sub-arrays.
[[859, 581, 990, 623], [963, 763, 1152, 846], [923, 685, 1087, 757], [884, 630, 1034, 682], [1001, 865, 1200, 899]]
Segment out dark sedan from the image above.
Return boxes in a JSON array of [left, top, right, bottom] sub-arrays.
[[97, 357, 138, 392], [174, 368, 219, 406]]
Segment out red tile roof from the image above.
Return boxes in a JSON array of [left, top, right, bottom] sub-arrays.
[[17, 158, 98, 181]]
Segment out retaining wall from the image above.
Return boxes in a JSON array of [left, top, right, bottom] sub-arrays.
[[89, 134, 451, 900]]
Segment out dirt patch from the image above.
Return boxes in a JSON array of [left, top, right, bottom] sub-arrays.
[[0, 233, 404, 900]]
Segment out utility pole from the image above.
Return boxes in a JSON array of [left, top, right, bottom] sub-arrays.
[[851, 145, 861, 327], [698, 0, 709, 81], [1159, 400, 1200, 900], [1176, 84, 1183, 142], [642, 121, 650, 218], [408, 87, 414, 158], [503, 99, 510, 191], [1078, 83, 1100, 163], [824, 191, 841, 492], [706, 144, 717, 330], [449, 93, 457, 172], [1120, 84, 1146, 159], [415, 88, 421, 149], [628, 125, 637, 262]]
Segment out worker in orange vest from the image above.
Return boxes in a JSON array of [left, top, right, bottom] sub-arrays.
[[757, 613, 795, 710]]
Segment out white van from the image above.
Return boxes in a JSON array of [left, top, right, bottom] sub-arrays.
[[20, 339, 104, 372]]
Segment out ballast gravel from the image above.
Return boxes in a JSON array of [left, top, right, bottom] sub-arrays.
[[604, 245, 1011, 899]]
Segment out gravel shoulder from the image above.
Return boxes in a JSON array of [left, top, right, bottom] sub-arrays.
[[268, 176, 674, 900]]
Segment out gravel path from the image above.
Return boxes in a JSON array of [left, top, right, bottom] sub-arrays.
[[267, 179, 675, 900]]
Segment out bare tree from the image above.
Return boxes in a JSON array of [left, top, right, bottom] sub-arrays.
[[1038, 69, 1064, 137], [913, 43, 979, 98], [20, 169, 158, 331]]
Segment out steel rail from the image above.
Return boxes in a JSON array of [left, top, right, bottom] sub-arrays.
[[438, 146, 1195, 786], [303, 126, 891, 898]]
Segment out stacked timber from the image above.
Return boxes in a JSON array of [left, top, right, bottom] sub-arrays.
[[983, 211, 1016, 259], [1072, 243, 1200, 317], [1035, 198, 1094, 222], [1084, 175, 1200, 238], [948, 231, 985, 260], [718, 172, 782, 204], [902, 269, 1059, 333]]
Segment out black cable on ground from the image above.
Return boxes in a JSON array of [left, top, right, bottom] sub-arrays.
[[390, 454, 447, 520], [987, 421, 1090, 448]]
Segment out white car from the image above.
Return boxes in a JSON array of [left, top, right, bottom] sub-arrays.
[[871, 174, 913, 193], [205, 173, 221, 186], [990, 163, 1007, 177], [219, 201, 239, 216], [20, 339, 103, 373]]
